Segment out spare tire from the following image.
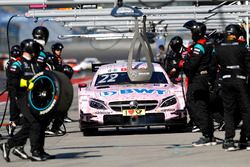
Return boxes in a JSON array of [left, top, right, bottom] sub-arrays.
[[28, 70, 73, 117]]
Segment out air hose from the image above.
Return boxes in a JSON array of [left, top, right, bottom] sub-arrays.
[[0, 15, 17, 130]]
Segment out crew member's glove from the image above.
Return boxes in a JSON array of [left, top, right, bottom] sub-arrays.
[[178, 60, 184, 68], [28, 80, 35, 90], [20, 78, 28, 88], [20, 78, 35, 90], [169, 68, 176, 76]]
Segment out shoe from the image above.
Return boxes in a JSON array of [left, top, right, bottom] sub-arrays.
[[51, 129, 64, 135], [246, 141, 250, 151], [42, 151, 56, 159], [238, 137, 247, 149], [6, 122, 16, 137], [45, 129, 55, 135], [30, 150, 47, 161], [217, 122, 225, 131], [223, 138, 237, 151], [0, 143, 11, 162], [64, 117, 73, 123], [192, 136, 217, 147], [12, 146, 29, 159], [239, 142, 247, 150], [192, 126, 200, 133]]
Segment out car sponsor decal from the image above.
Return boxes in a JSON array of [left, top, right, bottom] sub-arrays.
[[122, 109, 146, 116], [100, 88, 166, 97], [94, 111, 112, 115], [108, 68, 118, 73], [161, 108, 175, 112], [121, 67, 127, 71]]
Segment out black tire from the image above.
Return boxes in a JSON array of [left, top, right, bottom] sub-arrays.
[[28, 70, 73, 117], [52, 71, 74, 114], [83, 128, 98, 136]]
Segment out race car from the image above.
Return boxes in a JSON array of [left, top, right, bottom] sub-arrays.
[[63, 58, 78, 69], [73, 57, 101, 72], [78, 62, 187, 136]]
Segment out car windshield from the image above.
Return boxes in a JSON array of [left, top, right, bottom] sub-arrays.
[[95, 72, 168, 86]]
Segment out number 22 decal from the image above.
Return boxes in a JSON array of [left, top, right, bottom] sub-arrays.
[[98, 74, 118, 84]]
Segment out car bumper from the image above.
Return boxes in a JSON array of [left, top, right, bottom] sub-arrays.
[[80, 110, 187, 129]]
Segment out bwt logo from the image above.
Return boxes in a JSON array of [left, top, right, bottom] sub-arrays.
[[100, 88, 166, 97]]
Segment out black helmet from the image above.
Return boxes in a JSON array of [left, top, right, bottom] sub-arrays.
[[32, 26, 49, 43], [184, 20, 206, 41], [169, 36, 183, 53], [51, 42, 64, 53], [62, 64, 74, 79], [183, 20, 197, 29], [213, 32, 225, 44], [10, 45, 22, 58], [225, 24, 242, 39], [20, 39, 41, 56]]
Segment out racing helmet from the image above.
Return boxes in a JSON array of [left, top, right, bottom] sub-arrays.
[[183, 20, 206, 41], [169, 36, 183, 53], [225, 24, 242, 39], [214, 32, 225, 44], [62, 64, 74, 79], [32, 26, 49, 44], [51, 42, 64, 54], [183, 20, 197, 29], [20, 39, 41, 57], [209, 32, 225, 45], [10, 45, 22, 58]]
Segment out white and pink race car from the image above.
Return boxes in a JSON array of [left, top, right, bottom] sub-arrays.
[[78, 62, 187, 135]]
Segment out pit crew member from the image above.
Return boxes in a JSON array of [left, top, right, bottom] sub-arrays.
[[180, 20, 216, 146]]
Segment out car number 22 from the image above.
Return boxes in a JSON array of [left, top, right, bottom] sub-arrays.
[[98, 73, 119, 84]]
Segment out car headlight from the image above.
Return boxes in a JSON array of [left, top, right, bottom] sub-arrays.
[[89, 98, 107, 110], [160, 95, 177, 107]]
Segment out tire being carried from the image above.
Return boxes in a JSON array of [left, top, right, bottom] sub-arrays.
[[28, 70, 73, 117]]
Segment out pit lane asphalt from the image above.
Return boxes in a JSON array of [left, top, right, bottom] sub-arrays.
[[0, 73, 250, 167]]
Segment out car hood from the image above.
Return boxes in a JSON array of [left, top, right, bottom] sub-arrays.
[[92, 84, 176, 102]]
